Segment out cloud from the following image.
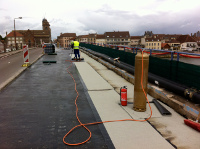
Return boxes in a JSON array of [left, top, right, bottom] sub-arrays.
[[73, 5, 200, 36], [1, 0, 200, 39]]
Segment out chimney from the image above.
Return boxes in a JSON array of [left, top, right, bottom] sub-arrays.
[[60, 33, 62, 35], [6, 31, 7, 36]]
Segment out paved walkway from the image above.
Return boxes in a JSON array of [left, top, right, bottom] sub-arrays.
[[75, 51, 200, 149]]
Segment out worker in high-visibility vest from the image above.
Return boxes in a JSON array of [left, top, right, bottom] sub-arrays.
[[71, 39, 80, 60]]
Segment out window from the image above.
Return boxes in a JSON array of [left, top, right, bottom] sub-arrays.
[[107, 39, 109, 41], [8, 38, 11, 40], [122, 39, 124, 41], [154, 43, 156, 46], [158, 43, 159, 46], [125, 39, 128, 41]]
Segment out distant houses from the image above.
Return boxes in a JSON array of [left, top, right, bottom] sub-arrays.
[[57, 30, 200, 51]]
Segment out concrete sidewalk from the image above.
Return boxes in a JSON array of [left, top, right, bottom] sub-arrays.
[[74, 51, 200, 149]]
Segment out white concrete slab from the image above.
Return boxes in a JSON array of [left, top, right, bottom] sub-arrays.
[[75, 62, 113, 91], [77, 51, 200, 149], [74, 57, 173, 149], [88, 90, 174, 149]]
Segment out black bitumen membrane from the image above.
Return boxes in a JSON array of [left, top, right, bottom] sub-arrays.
[[0, 49, 115, 149]]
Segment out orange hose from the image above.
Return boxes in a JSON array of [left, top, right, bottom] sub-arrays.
[[63, 52, 152, 146]]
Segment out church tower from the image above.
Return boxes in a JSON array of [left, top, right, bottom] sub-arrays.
[[42, 18, 51, 42], [42, 18, 50, 31]]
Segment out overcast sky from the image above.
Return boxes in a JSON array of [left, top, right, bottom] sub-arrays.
[[0, 0, 200, 39]]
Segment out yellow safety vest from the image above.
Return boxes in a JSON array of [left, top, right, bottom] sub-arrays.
[[73, 41, 79, 49]]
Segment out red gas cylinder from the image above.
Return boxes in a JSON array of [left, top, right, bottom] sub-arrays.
[[120, 86, 127, 106]]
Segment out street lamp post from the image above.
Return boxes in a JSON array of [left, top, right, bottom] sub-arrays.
[[14, 17, 22, 50]]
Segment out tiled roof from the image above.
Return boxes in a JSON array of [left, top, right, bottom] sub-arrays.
[[78, 35, 89, 38], [176, 35, 196, 43], [15, 30, 50, 36], [105, 31, 130, 38], [6, 31, 24, 37], [193, 36, 200, 42], [161, 43, 170, 48], [145, 38, 161, 42], [96, 34, 105, 39], [70, 37, 76, 40], [153, 34, 165, 39], [88, 34, 97, 38], [166, 39, 180, 43], [60, 33, 76, 37], [131, 36, 142, 39]]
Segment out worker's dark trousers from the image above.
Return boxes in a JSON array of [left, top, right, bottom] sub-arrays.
[[74, 49, 80, 58]]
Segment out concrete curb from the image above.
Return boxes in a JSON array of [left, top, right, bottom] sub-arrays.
[[80, 49, 200, 122], [0, 53, 44, 91]]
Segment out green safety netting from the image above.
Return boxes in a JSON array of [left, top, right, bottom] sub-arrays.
[[80, 43, 200, 90]]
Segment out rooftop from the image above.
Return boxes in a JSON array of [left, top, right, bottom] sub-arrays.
[[105, 31, 130, 38], [59, 33, 76, 37], [6, 31, 24, 37]]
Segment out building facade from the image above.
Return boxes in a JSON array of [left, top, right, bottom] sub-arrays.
[[130, 36, 142, 47], [88, 33, 97, 44], [96, 34, 106, 45], [0, 41, 4, 53], [105, 31, 131, 46], [6, 31, 24, 49], [176, 35, 198, 51], [77, 35, 88, 43], [145, 38, 162, 50], [57, 33, 76, 48]]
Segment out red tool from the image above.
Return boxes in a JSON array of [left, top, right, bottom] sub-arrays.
[[184, 112, 200, 132], [120, 86, 127, 106]]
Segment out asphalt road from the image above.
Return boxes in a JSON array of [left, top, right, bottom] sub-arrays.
[[0, 48, 44, 88], [0, 48, 114, 148]]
